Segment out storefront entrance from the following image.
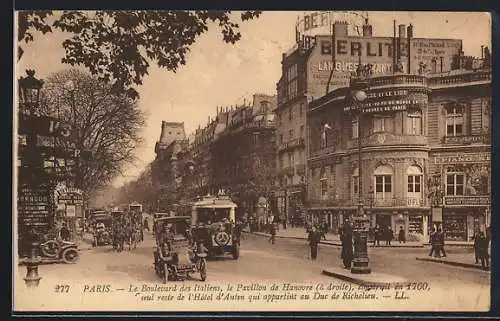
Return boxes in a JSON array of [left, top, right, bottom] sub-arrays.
[[376, 214, 391, 229]]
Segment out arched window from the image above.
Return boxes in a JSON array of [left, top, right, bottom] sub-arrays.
[[320, 167, 328, 200], [374, 165, 393, 199], [407, 165, 423, 205]]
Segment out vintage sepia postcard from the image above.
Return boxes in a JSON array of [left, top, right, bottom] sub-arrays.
[[13, 10, 491, 313]]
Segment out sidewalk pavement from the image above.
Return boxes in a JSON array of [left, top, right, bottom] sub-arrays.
[[243, 227, 423, 248], [416, 252, 490, 271]]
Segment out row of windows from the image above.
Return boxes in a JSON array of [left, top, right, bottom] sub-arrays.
[[316, 165, 474, 200], [277, 102, 305, 126], [316, 101, 491, 151]]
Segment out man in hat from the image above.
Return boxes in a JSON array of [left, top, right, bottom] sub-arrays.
[[340, 219, 354, 269], [308, 225, 322, 260]]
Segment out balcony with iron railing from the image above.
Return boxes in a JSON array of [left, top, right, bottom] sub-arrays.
[[368, 74, 428, 89], [278, 137, 305, 153], [346, 133, 428, 150], [442, 134, 490, 145]]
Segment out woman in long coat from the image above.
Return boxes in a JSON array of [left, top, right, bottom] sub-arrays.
[[340, 220, 354, 269]]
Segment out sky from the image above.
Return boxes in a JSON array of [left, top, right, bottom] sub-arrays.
[[15, 11, 491, 187]]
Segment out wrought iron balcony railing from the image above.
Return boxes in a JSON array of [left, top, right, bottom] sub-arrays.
[[443, 134, 490, 145], [427, 70, 491, 89], [278, 137, 305, 152]]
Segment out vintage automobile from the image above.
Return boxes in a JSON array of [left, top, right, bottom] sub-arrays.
[[153, 216, 207, 282], [39, 233, 79, 264], [187, 194, 241, 260]]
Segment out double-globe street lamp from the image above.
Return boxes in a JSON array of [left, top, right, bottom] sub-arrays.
[[347, 65, 371, 274], [18, 70, 44, 288]]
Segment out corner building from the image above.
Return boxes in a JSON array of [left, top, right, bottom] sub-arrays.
[[308, 67, 491, 242], [276, 18, 464, 228]]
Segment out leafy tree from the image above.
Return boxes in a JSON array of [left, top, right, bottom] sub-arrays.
[[18, 10, 261, 98], [39, 68, 146, 196]]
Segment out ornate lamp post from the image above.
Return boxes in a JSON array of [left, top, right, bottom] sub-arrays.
[[348, 63, 371, 274], [18, 70, 44, 288]]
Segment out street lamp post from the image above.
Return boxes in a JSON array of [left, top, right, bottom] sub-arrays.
[[18, 69, 44, 287], [348, 65, 371, 274]]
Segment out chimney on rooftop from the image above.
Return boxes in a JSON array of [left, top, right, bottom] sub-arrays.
[[398, 24, 406, 38], [362, 18, 372, 37]]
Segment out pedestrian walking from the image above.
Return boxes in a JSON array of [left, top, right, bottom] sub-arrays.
[[340, 219, 354, 269], [476, 231, 489, 270], [308, 225, 321, 260], [398, 226, 406, 244], [473, 231, 480, 264], [60, 222, 71, 241], [321, 221, 328, 240], [428, 228, 438, 257], [268, 222, 276, 244], [385, 226, 393, 246], [374, 224, 380, 246], [143, 217, 150, 232], [437, 228, 446, 257]]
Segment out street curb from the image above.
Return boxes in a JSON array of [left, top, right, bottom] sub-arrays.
[[322, 269, 407, 287], [244, 231, 424, 248], [415, 257, 490, 271]]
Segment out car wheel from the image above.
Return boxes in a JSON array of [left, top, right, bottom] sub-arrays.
[[199, 259, 207, 281], [62, 248, 79, 264]]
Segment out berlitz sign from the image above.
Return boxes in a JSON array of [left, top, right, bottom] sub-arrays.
[[305, 35, 461, 99], [295, 11, 367, 41]]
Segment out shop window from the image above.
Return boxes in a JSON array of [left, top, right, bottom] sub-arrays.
[[443, 213, 467, 241], [407, 111, 423, 135], [288, 129, 294, 140], [408, 215, 424, 234], [320, 167, 328, 200], [373, 115, 393, 133], [445, 104, 465, 137], [374, 165, 393, 200], [446, 171, 465, 195], [352, 117, 359, 139]]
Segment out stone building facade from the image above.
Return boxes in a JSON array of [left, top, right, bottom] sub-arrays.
[[211, 94, 277, 218], [307, 67, 491, 242]]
